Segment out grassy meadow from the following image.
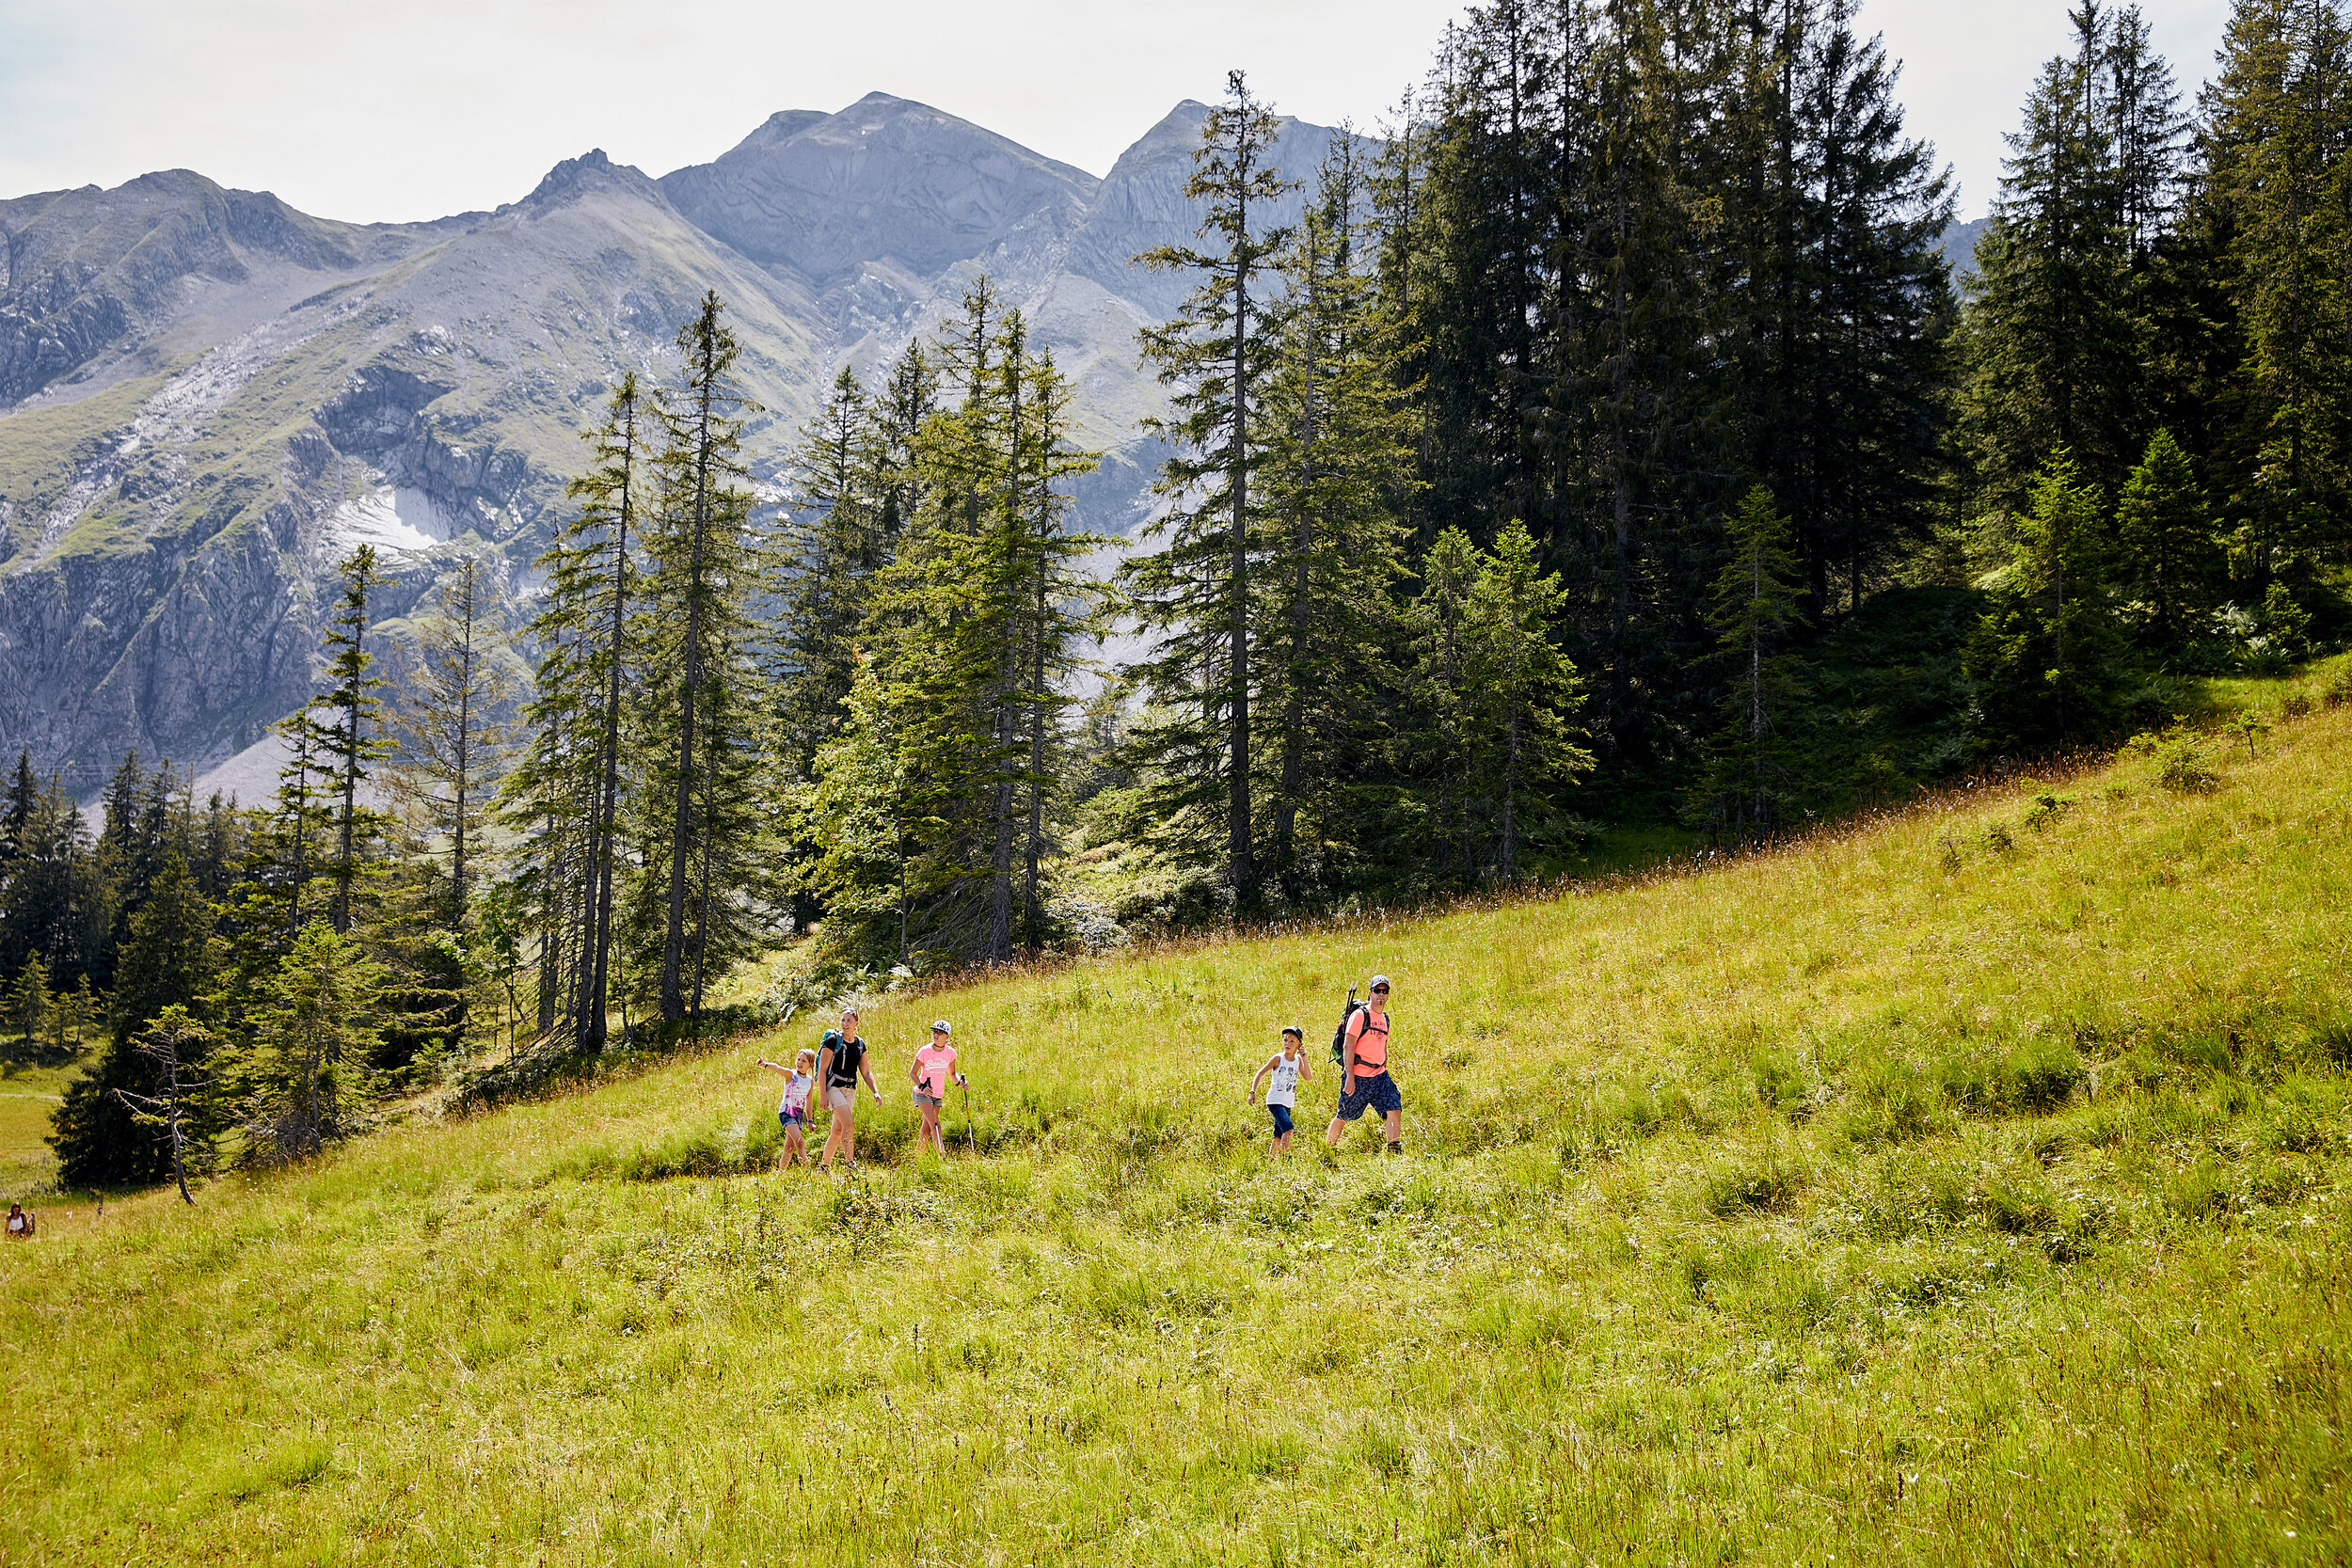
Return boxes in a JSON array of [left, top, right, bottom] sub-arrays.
[[4, 688, 2352, 1564]]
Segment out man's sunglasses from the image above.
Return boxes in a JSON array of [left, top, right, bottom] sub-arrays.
[[1372, 985, 1390, 993]]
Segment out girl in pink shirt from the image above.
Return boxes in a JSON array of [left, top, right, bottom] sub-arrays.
[[910, 1020, 967, 1156]]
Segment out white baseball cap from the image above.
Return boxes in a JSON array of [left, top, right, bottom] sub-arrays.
[[931, 1020, 951, 1035]]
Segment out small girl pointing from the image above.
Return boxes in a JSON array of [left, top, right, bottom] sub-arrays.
[[756, 1048, 818, 1170]]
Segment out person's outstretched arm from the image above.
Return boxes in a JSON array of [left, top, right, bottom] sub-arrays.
[[755, 1058, 790, 1077]]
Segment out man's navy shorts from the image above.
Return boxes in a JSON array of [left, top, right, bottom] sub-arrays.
[[1267, 1102, 1295, 1138], [1335, 1069, 1401, 1121]]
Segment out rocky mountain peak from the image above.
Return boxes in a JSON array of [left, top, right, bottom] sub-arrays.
[[658, 92, 1100, 285], [514, 148, 669, 214]]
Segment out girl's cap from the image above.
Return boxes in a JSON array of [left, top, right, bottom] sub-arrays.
[[1280, 1025, 1304, 1039], [931, 1020, 951, 1035]]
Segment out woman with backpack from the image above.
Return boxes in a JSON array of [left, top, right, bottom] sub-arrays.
[[816, 1007, 882, 1173], [1325, 974, 1403, 1156]]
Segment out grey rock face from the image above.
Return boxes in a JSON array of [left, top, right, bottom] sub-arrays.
[[0, 170, 372, 404], [0, 95, 1349, 792]]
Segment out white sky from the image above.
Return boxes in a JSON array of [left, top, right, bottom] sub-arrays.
[[0, 0, 2233, 226]]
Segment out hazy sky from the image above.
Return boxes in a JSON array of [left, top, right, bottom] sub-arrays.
[[0, 0, 2234, 226]]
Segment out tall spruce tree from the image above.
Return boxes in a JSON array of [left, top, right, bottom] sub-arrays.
[[1728, 0, 1957, 617], [1961, 5, 2149, 507], [775, 366, 888, 777], [636, 293, 766, 1022], [862, 289, 1103, 962], [0, 770, 89, 987], [314, 545, 394, 933], [2195, 0, 2352, 571], [1257, 134, 1417, 904], [1127, 70, 1295, 911]]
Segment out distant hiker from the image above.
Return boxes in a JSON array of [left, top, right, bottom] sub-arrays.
[[5, 1203, 29, 1239], [911, 1021, 967, 1157], [817, 1008, 882, 1173], [1248, 1026, 1312, 1158], [755, 1048, 818, 1170], [1326, 974, 1403, 1155]]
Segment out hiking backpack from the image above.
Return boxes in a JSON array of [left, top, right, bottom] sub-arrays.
[[1328, 987, 1366, 1066]]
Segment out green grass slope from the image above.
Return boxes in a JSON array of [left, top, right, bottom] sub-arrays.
[[6, 706, 2352, 1564]]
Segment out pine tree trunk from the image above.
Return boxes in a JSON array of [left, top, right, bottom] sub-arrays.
[[1024, 556, 1048, 952], [662, 331, 718, 1023], [585, 404, 634, 1053], [987, 355, 1025, 964]]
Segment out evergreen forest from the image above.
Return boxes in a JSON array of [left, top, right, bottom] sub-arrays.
[[7, 0, 2351, 1183]]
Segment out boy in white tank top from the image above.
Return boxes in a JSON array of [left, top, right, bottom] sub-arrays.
[[1248, 1026, 1313, 1158]]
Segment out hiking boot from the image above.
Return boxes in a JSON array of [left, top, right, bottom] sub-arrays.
[[1387, 1141, 1404, 1156]]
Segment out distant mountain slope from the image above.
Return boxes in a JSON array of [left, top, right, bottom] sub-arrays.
[[1939, 215, 1990, 284], [0, 97, 1351, 793]]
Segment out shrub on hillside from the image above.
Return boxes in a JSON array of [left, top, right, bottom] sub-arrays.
[[2122, 728, 2220, 793]]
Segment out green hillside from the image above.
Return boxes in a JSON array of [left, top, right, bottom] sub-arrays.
[[5, 700, 2351, 1564]]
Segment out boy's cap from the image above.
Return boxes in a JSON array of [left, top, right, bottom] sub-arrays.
[[931, 1020, 951, 1034], [1280, 1025, 1304, 1039]]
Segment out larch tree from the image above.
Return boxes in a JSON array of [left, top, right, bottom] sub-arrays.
[[389, 551, 516, 927], [112, 1005, 215, 1205]]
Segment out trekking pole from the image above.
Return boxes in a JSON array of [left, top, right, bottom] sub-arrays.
[[961, 1077, 975, 1156]]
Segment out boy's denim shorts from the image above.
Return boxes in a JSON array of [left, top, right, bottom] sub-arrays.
[[1267, 1102, 1295, 1138], [1335, 1069, 1401, 1121]]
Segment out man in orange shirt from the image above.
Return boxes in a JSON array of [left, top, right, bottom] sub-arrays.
[[1326, 974, 1402, 1155]]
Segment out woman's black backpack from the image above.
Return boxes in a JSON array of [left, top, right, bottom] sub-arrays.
[[823, 1030, 865, 1086]]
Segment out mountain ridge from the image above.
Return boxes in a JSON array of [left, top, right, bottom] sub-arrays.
[[0, 94, 1341, 793]]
